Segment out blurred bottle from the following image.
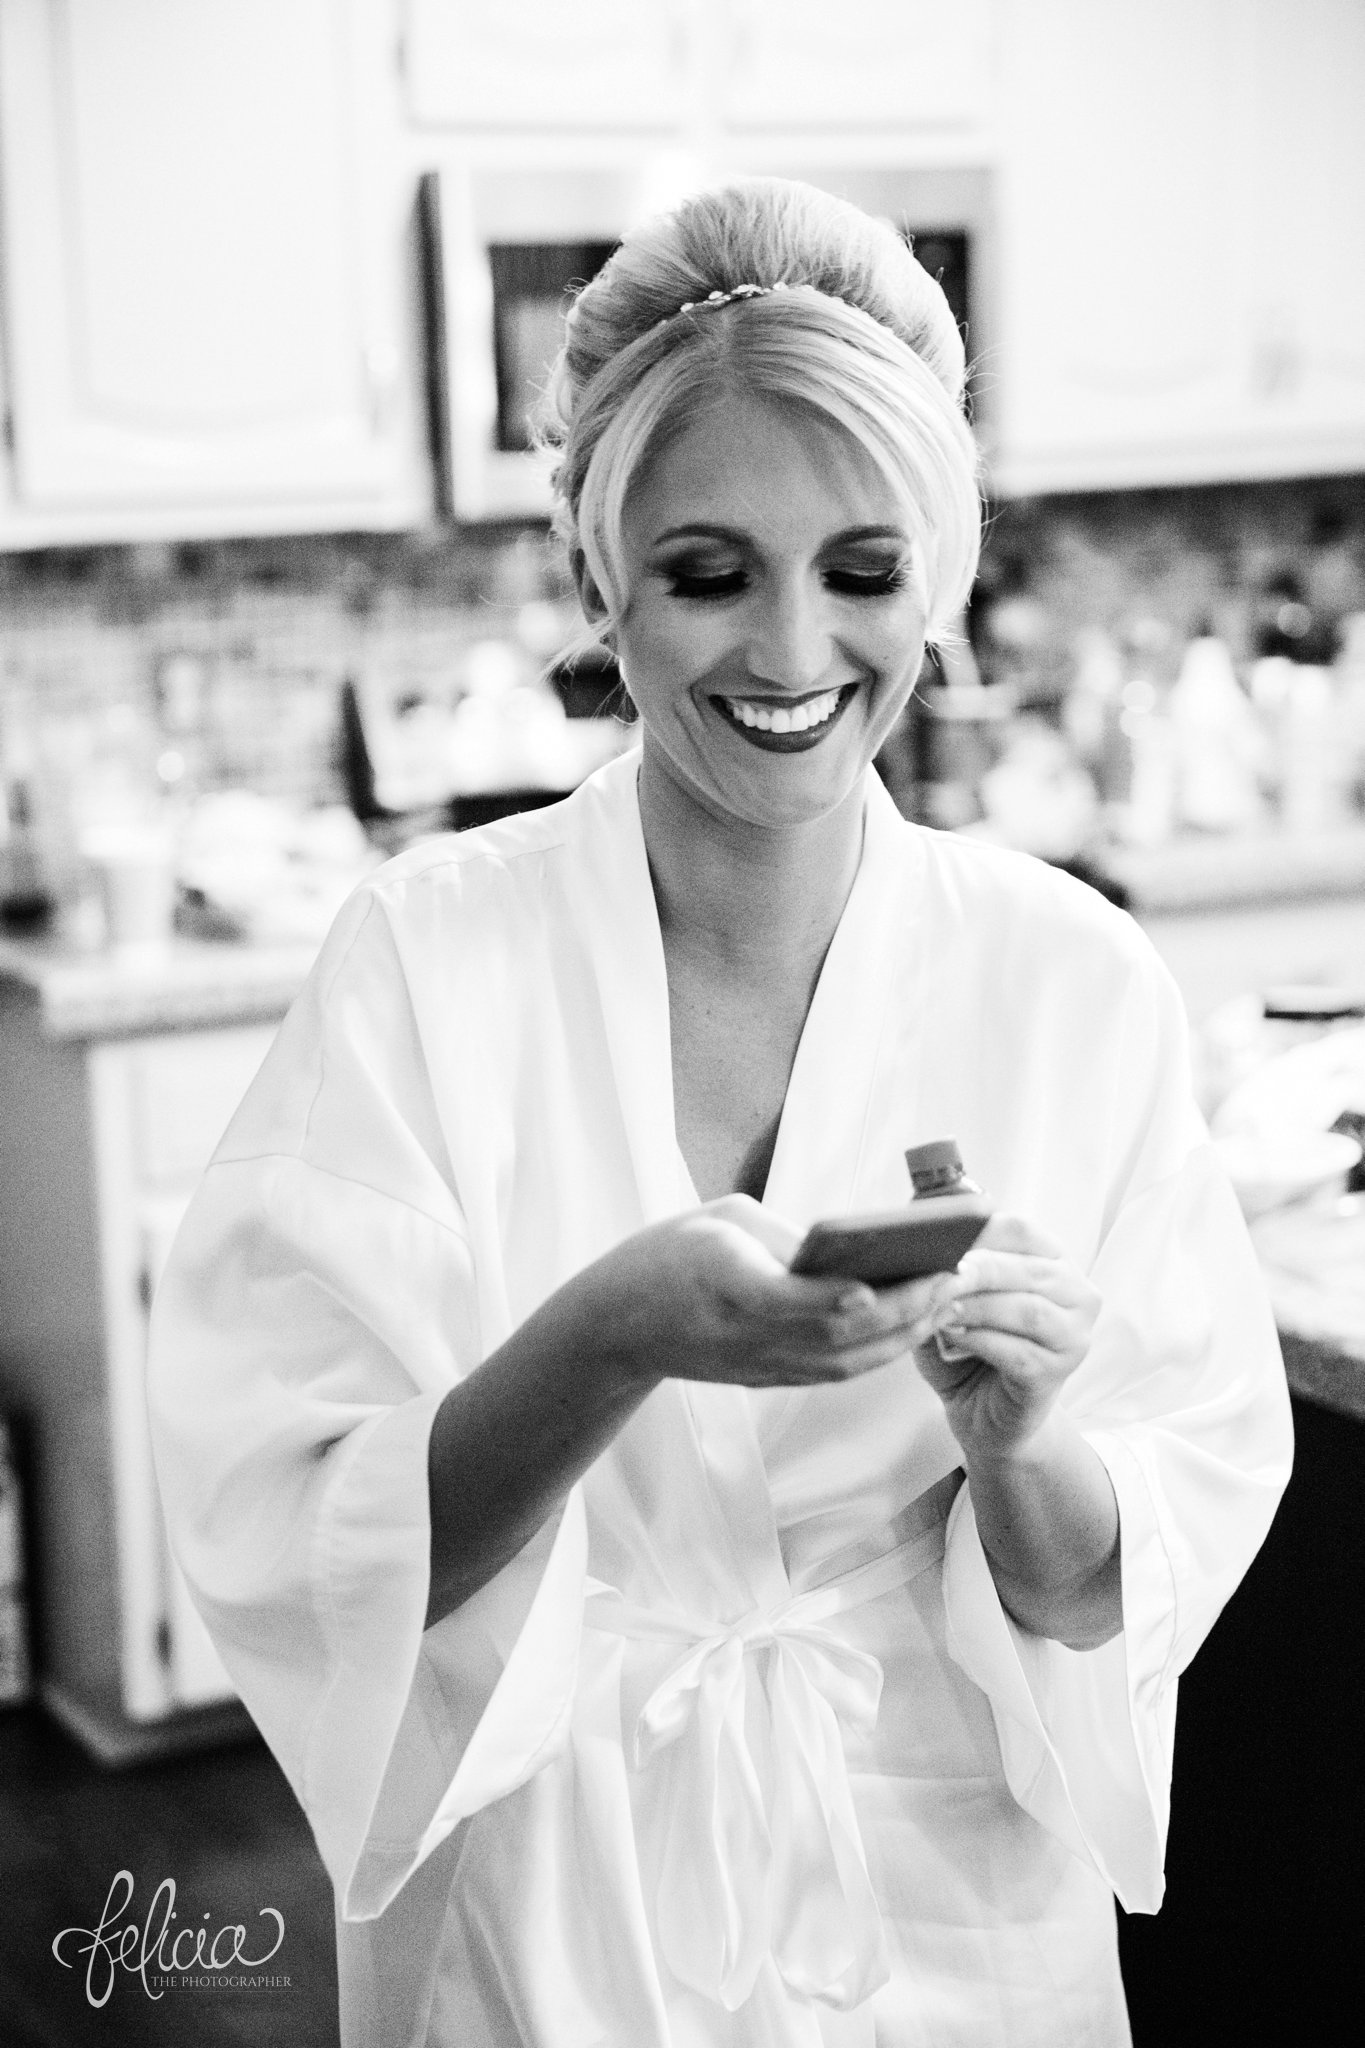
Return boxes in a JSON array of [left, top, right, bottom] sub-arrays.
[[974, 593, 1059, 710], [909, 628, 1014, 830], [1105, 617, 1178, 847], [0, 776, 54, 929], [1333, 613, 1365, 816], [1249, 566, 1337, 666], [152, 651, 210, 806], [1251, 650, 1355, 832], [975, 718, 1099, 862], [1247, 564, 1357, 830], [1168, 632, 1267, 834], [1063, 627, 1123, 792], [0, 690, 56, 930], [1281, 665, 1349, 831]]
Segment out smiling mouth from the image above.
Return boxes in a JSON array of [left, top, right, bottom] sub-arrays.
[[711, 683, 857, 751]]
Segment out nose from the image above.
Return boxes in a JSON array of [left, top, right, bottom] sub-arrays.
[[744, 572, 847, 693]]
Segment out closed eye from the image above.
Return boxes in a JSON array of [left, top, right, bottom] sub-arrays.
[[663, 569, 749, 600], [824, 567, 910, 597]]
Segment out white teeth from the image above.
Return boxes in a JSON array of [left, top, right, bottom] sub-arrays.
[[720, 687, 844, 734]]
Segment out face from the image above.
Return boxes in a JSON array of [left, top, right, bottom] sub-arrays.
[[601, 393, 930, 832]]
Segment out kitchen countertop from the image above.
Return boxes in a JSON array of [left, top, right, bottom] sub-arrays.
[[0, 929, 317, 1039], [5, 816, 1364, 1039], [1104, 819, 1365, 914], [1279, 1330, 1365, 1424], [1254, 1210, 1365, 1424]]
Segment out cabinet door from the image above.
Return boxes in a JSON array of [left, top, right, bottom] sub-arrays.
[[403, 0, 687, 130], [0, 0, 421, 522], [992, 0, 1249, 492], [720, 0, 993, 133], [88, 1021, 278, 1721], [991, 0, 1365, 493], [1242, 0, 1365, 464]]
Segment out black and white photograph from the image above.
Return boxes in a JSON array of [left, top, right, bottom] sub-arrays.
[[1, 4, 1362, 2044]]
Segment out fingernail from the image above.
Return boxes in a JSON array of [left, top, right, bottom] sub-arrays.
[[936, 1305, 965, 1332]]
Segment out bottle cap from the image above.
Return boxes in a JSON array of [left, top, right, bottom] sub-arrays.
[[904, 1137, 964, 1184]]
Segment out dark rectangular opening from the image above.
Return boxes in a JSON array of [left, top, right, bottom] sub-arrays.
[[488, 241, 618, 452], [903, 228, 970, 355]]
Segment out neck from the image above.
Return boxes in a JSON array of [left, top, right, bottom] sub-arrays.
[[637, 743, 866, 977]]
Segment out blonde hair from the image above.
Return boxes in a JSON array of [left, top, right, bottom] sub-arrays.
[[539, 177, 982, 650]]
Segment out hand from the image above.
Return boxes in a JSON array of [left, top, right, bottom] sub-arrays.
[[428, 1198, 958, 1629], [587, 1194, 959, 1392], [912, 1213, 1102, 1461]]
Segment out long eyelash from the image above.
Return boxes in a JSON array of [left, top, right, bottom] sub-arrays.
[[826, 568, 909, 596], [661, 565, 909, 600], [664, 571, 748, 599]]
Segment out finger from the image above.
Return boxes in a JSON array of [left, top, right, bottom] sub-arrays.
[[974, 1212, 1064, 1260], [926, 1321, 1064, 1385], [938, 1288, 1084, 1354], [739, 1280, 958, 1380], [813, 1271, 962, 1352], [735, 1257, 956, 1339], [759, 1324, 925, 1385], [950, 1247, 1088, 1301], [846, 1268, 962, 1328]]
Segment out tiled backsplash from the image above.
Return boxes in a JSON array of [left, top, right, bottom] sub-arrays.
[[0, 527, 577, 811], [973, 472, 1365, 695], [3, 472, 1364, 812]]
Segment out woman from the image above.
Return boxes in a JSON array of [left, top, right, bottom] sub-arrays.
[[148, 180, 1292, 2047]]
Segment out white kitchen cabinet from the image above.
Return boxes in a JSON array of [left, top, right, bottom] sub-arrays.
[[0, 0, 428, 546], [0, 985, 278, 1761], [403, 0, 996, 150], [404, 0, 689, 132], [717, 0, 993, 136], [1240, 0, 1365, 461], [989, 0, 1365, 493]]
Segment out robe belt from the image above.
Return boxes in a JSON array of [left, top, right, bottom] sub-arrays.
[[586, 1470, 965, 2015]]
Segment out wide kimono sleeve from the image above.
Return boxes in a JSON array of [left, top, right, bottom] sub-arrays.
[[940, 932, 1294, 1913], [146, 881, 588, 1922]]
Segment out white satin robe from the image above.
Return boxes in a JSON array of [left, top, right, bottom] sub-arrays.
[[147, 751, 1292, 2048]]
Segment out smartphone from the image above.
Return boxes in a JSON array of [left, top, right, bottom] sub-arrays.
[[790, 1193, 991, 1286]]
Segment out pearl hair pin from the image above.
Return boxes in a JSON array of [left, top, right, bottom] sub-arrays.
[[663, 280, 791, 322]]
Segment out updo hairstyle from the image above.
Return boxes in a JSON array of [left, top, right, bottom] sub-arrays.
[[539, 178, 982, 651]]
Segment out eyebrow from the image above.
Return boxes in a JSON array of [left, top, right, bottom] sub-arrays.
[[648, 521, 911, 548]]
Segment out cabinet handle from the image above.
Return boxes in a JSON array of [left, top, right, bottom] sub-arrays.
[[137, 1267, 154, 1315], [155, 1616, 173, 1670]]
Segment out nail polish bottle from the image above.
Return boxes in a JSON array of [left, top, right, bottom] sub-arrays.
[[904, 1139, 985, 1364]]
